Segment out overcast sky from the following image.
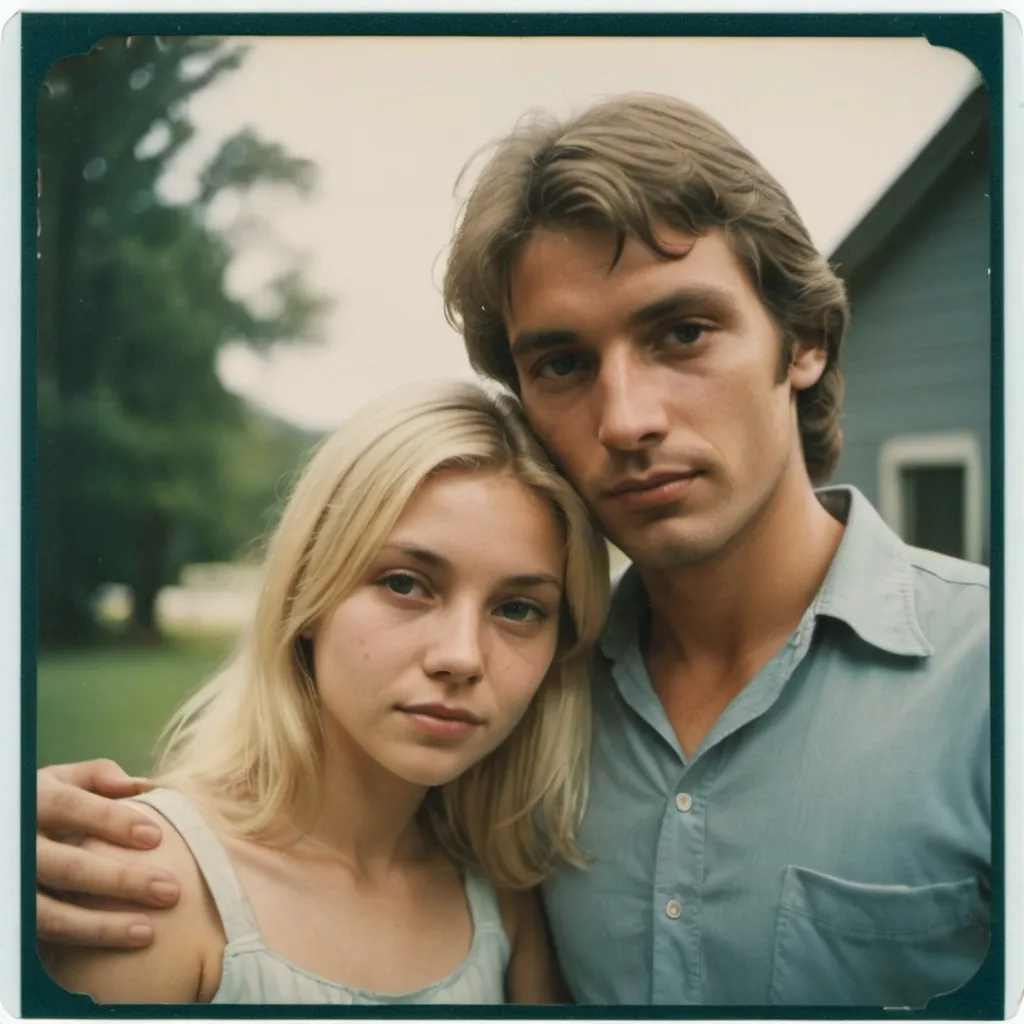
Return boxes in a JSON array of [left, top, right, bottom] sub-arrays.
[[161, 34, 980, 430]]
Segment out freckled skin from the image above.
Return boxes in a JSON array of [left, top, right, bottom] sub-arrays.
[[506, 226, 826, 570], [311, 470, 566, 789]]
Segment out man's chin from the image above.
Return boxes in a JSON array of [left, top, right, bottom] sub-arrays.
[[611, 523, 725, 570]]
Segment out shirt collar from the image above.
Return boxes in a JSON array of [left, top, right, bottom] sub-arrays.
[[599, 485, 933, 663], [812, 485, 933, 656]]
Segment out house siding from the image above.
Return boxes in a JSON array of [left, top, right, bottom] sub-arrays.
[[831, 139, 991, 561]]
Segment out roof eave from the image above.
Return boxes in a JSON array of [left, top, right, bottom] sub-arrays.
[[828, 83, 989, 283]]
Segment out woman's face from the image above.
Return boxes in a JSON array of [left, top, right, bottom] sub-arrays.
[[311, 468, 567, 788]]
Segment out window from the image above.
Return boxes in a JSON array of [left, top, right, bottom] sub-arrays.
[[878, 433, 984, 563]]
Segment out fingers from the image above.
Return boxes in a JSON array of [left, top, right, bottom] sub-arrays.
[[38, 772, 162, 848], [37, 834, 180, 908], [36, 891, 155, 949], [47, 759, 150, 797]]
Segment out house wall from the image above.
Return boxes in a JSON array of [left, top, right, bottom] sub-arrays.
[[831, 138, 991, 561]]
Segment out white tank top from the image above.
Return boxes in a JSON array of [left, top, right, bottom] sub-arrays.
[[134, 788, 510, 1004]]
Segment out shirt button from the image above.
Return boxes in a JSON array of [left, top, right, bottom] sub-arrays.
[[675, 792, 693, 812], [665, 898, 683, 919]]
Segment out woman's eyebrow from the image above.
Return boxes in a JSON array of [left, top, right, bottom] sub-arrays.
[[381, 545, 562, 591], [379, 543, 451, 571], [501, 573, 563, 591]]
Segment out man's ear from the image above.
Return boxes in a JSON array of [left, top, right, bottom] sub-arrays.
[[788, 340, 828, 393]]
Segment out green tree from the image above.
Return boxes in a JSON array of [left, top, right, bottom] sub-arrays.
[[37, 36, 327, 644]]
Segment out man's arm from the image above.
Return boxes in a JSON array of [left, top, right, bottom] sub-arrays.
[[499, 888, 573, 1004], [37, 761, 182, 948]]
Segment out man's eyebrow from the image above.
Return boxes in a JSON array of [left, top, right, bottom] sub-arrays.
[[628, 287, 739, 326], [508, 287, 739, 361], [508, 329, 579, 363]]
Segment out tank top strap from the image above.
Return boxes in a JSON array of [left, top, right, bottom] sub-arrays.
[[131, 787, 260, 945]]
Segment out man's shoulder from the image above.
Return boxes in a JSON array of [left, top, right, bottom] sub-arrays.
[[884, 546, 990, 702], [904, 547, 989, 646], [905, 545, 989, 592]]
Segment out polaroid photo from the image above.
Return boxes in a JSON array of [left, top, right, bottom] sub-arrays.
[[3, 5, 1021, 1020]]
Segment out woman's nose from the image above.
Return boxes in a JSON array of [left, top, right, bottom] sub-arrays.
[[422, 602, 485, 685]]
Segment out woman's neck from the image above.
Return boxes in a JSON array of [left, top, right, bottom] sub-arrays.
[[294, 726, 434, 879]]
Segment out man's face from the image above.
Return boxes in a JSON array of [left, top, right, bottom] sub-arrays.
[[505, 224, 826, 569]]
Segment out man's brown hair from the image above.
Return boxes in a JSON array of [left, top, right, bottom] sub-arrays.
[[444, 93, 851, 483]]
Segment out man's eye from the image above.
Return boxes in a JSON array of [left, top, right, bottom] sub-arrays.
[[496, 600, 547, 623], [378, 573, 426, 598], [665, 323, 708, 346], [537, 353, 584, 378]]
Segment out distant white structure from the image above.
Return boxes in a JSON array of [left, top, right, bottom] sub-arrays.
[[157, 563, 262, 632], [95, 564, 262, 633]]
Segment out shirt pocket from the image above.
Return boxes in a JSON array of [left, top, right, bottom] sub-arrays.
[[768, 865, 989, 1008]]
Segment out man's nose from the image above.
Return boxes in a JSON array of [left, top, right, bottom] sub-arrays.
[[596, 347, 670, 452], [423, 601, 485, 685]]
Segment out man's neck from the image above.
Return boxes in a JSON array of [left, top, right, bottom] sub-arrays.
[[637, 469, 844, 675]]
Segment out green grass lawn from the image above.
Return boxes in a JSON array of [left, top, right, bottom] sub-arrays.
[[37, 637, 237, 778]]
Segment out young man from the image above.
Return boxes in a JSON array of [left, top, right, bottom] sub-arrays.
[[36, 94, 990, 1007]]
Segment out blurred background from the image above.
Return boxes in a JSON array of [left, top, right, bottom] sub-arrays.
[[36, 34, 990, 776]]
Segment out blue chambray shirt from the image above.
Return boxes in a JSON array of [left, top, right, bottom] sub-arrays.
[[542, 486, 990, 1007]]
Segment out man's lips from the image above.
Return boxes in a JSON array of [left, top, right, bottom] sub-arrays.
[[601, 471, 704, 510], [602, 470, 703, 498]]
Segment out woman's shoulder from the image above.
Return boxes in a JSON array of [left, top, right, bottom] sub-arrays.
[[120, 796, 207, 878], [111, 795, 225, 923], [45, 793, 226, 1003]]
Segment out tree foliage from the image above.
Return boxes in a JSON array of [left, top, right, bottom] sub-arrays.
[[37, 36, 327, 644]]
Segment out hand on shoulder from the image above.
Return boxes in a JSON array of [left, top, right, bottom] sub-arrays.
[[36, 759, 186, 949], [44, 799, 225, 1004]]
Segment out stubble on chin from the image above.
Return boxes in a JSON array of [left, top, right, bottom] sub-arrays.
[[601, 512, 713, 570], [624, 532, 724, 571], [604, 486, 748, 570]]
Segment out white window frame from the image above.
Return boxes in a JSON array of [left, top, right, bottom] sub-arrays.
[[878, 432, 983, 563]]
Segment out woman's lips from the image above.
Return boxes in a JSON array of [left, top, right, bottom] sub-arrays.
[[398, 704, 483, 739]]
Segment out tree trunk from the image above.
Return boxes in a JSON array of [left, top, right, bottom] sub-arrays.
[[38, 583, 98, 648], [131, 514, 170, 642]]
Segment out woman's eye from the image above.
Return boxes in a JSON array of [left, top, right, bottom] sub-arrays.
[[537, 352, 585, 379], [665, 322, 708, 346], [378, 573, 426, 598], [496, 600, 547, 623]]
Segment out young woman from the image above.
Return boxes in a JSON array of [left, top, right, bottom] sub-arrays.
[[44, 379, 609, 1006]]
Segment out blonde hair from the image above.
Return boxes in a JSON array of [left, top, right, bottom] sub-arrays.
[[444, 93, 851, 483], [154, 379, 609, 888]]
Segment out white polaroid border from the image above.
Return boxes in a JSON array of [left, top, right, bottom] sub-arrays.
[[1001, 8, 1023, 1021], [0, 10, 20, 1024]]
